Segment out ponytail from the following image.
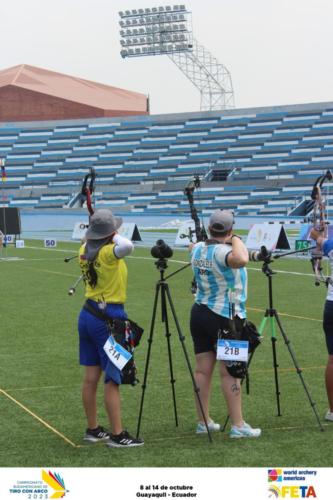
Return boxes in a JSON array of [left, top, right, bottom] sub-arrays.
[[87, 261, 98, 288]]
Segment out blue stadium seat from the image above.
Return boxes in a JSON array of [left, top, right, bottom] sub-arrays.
[[1, 102, 333, 214]]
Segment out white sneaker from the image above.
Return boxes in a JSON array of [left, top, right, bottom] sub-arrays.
[[230, 422, 261, 439], [196, 420, 221, 434], [325, 410, 333, 422]]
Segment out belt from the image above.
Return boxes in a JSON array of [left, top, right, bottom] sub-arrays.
[[83, 301, 113, 323]]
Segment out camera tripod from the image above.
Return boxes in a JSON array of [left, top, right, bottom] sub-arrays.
[[259, 256, 324, 431], [136, 257, 213, 442]]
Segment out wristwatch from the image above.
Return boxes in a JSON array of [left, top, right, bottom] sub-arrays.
[[231, 234, 241, 241]]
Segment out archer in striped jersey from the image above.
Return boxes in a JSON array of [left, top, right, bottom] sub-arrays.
[[190, 209, 262, 438]]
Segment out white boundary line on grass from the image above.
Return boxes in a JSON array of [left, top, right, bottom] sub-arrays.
[[18, 246, 323, 322], [15, 245, 325, 322], [21, 245, 319, 280], [25, 245, 77, 254]]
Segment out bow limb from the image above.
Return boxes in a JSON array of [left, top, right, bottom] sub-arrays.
[[310, 170, 332, 285], [80, 167, 96, 216], [86, 167, 96, 216], [184, 175, 206, 243], [183, 175, 206, 295]]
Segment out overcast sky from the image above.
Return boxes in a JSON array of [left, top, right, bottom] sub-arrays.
[[1, 0, 333, 115]]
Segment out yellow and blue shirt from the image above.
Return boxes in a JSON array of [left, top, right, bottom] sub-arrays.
[[79, 242, 128, 303]]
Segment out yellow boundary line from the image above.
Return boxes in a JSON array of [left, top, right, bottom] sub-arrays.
[[248, 306, 322, 323], [0, 388, 81, 448]]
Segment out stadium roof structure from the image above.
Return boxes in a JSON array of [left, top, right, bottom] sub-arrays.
[[0, 64, 148, 121]]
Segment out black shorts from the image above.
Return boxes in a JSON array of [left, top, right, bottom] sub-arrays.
[[190, 303, 244, 355], [323, 300, 333, 355]]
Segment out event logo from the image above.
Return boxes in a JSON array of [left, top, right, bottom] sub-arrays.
[[267, 469, 317, 498], [268, 485, 280, 498], [267, 485, 316, 498], [42, 470, 67, 498], [8, 470, 68, 498], [268, 469, 283, 482]]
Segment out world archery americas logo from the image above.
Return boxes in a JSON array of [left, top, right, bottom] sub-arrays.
[[42, 470, 67, 499], [268, 469, 283, 482]]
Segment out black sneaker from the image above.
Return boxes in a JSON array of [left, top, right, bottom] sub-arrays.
[[83, 425, 110, 443], [106, 430, 144, 448]]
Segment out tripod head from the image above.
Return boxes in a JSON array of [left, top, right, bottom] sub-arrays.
[[150, 239, 192, 281], [154, 258, 168, 273], [262, 259, 276, 277], [257, 246, 276, 277], [151, 239, 173, 259], [261, 243, 318, 276], [151, 239, 173, 275]]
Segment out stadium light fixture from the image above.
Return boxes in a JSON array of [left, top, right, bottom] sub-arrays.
[[118, 4, 235, 110], [118, 4, 192, 58]]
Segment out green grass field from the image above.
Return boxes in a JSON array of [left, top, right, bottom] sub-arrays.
[[0, 240, 332, 468]]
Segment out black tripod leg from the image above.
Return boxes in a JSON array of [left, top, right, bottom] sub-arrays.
[[164, 285, 213, 443], [160, 283, 178, 427], [270, 319, 282, 417], [136, 283, 160, 438], [273, 310, 324, 432]]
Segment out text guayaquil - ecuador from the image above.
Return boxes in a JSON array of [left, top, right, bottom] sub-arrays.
[[137, 486, 197, 499]]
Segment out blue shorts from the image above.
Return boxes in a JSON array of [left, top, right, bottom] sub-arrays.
[[78, 300, 128, 384], [323, 300, 333, 355]]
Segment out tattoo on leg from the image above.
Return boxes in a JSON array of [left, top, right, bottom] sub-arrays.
[[231, 383, 240, 395]]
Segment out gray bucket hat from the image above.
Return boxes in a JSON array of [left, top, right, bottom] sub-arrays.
[[209, 209, 234, 233], [85, 209, 123, 240]]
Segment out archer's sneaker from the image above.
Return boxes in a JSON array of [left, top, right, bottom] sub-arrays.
[[84, 426, 110, 443], [229, 422, 261, 439], [196, 420, 221, 434], [106, 430, 144, 448], [325, 410, 333, 422]]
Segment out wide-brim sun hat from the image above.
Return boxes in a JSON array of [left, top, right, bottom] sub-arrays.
[[85, 209, 123, 240], [209, 209, 234, 233]]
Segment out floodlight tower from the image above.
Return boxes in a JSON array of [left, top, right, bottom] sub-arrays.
[[118, 5, 234, 111]]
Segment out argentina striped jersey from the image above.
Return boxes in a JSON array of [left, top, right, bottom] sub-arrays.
[[191, 242, 247, 319]]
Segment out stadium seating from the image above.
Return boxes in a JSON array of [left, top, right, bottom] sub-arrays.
[[1, 102, 333, 215]]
